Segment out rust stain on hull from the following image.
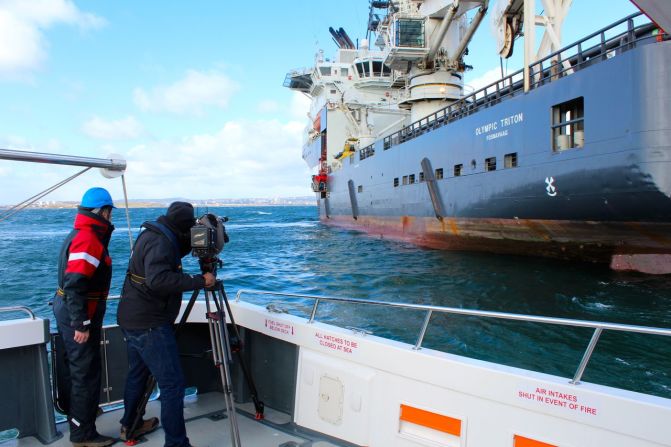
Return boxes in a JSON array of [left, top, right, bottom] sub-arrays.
[[323, 214, 671, 266]]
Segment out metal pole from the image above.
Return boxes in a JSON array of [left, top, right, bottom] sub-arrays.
[[524, 0, 535, 92], [121, 174, 133, 251], [0, 148, 126, 171], [414, 310, 433, 350], [308, 299, 320, 323], [570, 328, 603, 385]]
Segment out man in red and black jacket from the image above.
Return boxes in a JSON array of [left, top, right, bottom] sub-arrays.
[[53, 187, 116, 447]]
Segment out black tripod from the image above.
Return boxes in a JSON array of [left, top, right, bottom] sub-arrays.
[[125, 260, 264, 446]]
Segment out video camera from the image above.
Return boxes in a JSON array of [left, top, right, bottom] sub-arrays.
[[190, 213, 229, 264]]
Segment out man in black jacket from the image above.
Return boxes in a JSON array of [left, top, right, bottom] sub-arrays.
[[117, 202, 215, 447]]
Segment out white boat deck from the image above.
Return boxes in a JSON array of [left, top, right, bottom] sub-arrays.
[[9, 393, 345, 447]]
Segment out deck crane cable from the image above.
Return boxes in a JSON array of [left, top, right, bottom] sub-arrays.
[[121, 174, 133, 251], [0, 167, 92, 223]]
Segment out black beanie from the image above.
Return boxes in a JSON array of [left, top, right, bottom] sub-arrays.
[[165, 201, 195, 233]]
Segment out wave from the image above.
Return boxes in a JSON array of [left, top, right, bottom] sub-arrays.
[[228, 222, 317, 230]]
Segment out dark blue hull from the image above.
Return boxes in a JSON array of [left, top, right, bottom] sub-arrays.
[[318, 34, 671, 271]]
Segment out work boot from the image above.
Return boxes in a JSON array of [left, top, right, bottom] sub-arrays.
[[71, 433, 116, 447], [119, 417, 159, 441]]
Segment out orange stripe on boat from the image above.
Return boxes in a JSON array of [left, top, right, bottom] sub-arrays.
[[399, 404, 461, 436], [514, 435, 557, 447]]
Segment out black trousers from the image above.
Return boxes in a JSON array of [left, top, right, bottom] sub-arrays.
[[53, 294, 105, 442]]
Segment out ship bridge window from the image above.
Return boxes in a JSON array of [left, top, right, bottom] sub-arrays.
[[552, 97, 584, 151], [395, 19, 425, 48], [319, 66, 332, 76], [355, 62, 371, 78], [341, 67, 349, 77]]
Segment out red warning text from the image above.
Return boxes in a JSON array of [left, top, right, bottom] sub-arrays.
[[517, 387, 598, 416], [315, 331, 359, 354], [264, 319, 294, 336]]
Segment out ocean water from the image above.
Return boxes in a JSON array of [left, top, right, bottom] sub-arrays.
[[0, 206, 670, 398]]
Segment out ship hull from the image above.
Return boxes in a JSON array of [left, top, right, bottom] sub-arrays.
[[319, 214, 671, 271], [315, 39, 671, 272]]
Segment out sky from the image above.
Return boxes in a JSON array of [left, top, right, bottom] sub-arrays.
[[0, 0, 639, 204]]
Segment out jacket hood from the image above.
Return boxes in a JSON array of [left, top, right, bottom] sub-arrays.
[[164, 201, 196, 233]]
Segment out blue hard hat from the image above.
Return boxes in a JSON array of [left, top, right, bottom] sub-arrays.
[[80, 187, 116, 208]]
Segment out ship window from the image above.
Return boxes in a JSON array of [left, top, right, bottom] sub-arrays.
[[341, 67, 349, 77], [330, 89, 337, 94], [372, 61, 383, 77], [504, 152, 518, 168], [394, 177, 399, 187], [552, 97, 584, 151], [409, 174, 415, 184], [358, 185, 363, 193], [383, 65, 391, 76], [435, 168, 443, 180], [319, 66, 332, 76], [402, 175, 408, 185], [396, 19, 425, 48], [419, 172, 425, 182], [356, 62, 371, 78], [485, 157, 496, 171], [454, 164, 463, 176]]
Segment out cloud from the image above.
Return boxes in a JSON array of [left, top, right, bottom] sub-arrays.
[[289, 93, 311, 120], [133, 69, 239, 115], [257, 100, 279, 113], [0, 0, 105, 77], [123, 116, 311, 199], [464, 67, 504, 93], [82, 116, 144, 140]]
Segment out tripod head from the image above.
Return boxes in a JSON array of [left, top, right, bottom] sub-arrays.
[[198, 256, 223, 277]]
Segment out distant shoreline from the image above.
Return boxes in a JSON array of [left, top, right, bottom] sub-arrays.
[[1, 199, 317, 209]]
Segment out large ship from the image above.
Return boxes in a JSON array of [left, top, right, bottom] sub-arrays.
[[284, 0, 671, 274]]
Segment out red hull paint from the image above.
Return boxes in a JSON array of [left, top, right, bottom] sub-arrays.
[[322, 214, 671, 273]]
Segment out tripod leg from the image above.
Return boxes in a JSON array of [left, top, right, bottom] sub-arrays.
[[124, 375, 156, 445], [176, 288, 201, 336], [205, 289, 242, 447], [217, 282, 265, 419]]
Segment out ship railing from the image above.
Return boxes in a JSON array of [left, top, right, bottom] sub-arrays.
[[382, 12, 663, 154], [0, 306, 36, 320], [528, 13, 659, 89], [235, 289, 671, 386]]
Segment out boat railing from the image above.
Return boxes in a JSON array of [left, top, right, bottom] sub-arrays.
[[381, 12, 664, 154], [234, 289, 671, 386], [0, 305, 36, 320]]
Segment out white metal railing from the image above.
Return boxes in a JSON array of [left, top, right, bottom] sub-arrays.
[[234, 289, 671, 385], [0, 306, 35, 319]]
